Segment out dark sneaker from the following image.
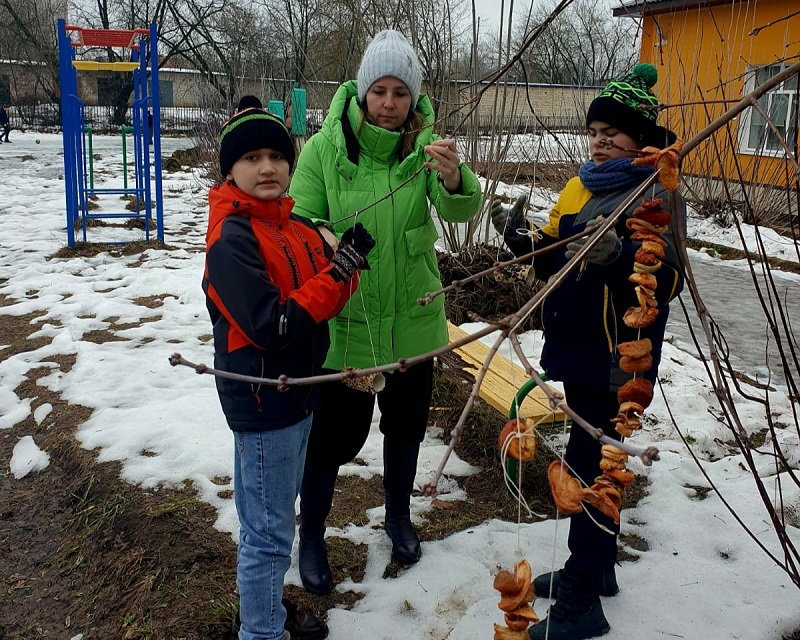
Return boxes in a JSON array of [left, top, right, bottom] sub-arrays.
[[231, 599, 328, 640], [533, 567, 619, 599]]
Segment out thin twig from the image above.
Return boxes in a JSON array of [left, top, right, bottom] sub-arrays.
[[749, 8, 800, 36], [331, 166, 427, 225], [417, 226, 593, 306]]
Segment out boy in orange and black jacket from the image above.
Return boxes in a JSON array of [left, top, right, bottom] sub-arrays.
[[203, 108, 374, 640]]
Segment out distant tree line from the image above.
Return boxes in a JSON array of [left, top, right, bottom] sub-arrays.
[[1, 0, 639, 124]]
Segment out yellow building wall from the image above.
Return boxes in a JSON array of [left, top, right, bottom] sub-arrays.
[[638, 0, 799, 187]]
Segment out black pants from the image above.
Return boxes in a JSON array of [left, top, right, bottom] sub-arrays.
[[562, 381, 622, 582], [1, 124, 9, 142], [305, 360, 434, 468]]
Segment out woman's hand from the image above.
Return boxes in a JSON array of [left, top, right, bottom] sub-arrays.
[[424, 138, 462, 193], [316, 224, 339, 252]]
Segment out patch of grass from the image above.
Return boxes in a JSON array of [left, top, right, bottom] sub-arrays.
[[81, 329, 128, 344], [125, 217, 157, 230], [749, 428, 768, 448], [73, 217, 107, 229], [2, 358, 238, 639], [619, 532, 649, 553], [49, 239, 177, 259], [329, 475, 384, 529], [110, 315, 161, 331], [0, 293, 17, 307], [685, 484, 712, 501], [132, 294, 176, 309], [622, 474, 651, 511], [0, 311, 52, 362]]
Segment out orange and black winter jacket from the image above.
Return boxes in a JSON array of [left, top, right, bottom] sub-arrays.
[[204, 182, 357, 431]]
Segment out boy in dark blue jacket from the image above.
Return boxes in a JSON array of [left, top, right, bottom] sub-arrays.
[[204, 108, 375, 640], [492, 65, 686, 640]]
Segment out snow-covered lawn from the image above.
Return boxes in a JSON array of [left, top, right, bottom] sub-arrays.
[[2, 131, 799, 639]]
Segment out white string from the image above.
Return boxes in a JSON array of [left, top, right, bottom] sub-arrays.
[[342, 211, 379, 372], [499, 417, 550, 521]]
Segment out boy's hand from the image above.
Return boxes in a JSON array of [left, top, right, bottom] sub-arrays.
[[341, 222, 376, 266], [316, 224, 339, 252], [565, 217, 622, 264], [491, 195, 527, 237], [329, 223, 376, 282]]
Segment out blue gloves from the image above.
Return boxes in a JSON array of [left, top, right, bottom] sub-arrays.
[[565, 217, 622, 265]]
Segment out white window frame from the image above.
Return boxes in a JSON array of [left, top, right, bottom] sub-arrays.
[[738, 63, 799, 158]]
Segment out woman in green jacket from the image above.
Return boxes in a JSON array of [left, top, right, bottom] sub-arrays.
[[288, 30, 481, 594]]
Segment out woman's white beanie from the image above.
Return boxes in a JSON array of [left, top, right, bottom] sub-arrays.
[[357, 30, 423, 107]]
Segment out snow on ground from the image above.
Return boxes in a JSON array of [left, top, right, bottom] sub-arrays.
[[2, 131, 800, 639]]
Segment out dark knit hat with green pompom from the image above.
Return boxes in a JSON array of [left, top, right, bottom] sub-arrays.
[[219, 108, 295, 176], [586, 63, 676, 149]]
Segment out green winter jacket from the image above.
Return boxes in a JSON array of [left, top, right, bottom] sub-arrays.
[[289, 80, 482, 369]]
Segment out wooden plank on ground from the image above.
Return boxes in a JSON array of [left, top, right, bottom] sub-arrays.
[[447, 322, 565, 424]]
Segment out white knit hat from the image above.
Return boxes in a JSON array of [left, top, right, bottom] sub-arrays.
[[357, 30, 423, 107]]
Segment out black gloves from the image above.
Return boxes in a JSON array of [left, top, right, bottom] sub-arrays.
[[490, 195, 527, 237], [565, 217, 622, 265], [329, 222, 376, 282]]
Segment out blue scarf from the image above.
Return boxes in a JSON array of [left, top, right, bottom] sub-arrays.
[[578, 158, 654, 193]]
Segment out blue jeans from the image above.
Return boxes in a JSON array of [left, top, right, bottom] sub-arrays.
[[234, 415, 312, 640]]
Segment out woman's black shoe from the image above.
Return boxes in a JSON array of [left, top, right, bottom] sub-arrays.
[[298, 536, 334, 595], [384, 514, 421, 565]]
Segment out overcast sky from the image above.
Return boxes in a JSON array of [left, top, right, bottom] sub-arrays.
[[471, 0, 630, 35], [471, 0, 503, 32]]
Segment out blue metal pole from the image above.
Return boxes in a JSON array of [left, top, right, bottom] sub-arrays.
[[135, 44, 151, 241], [77, 102, 89, 242], [121, 124, 131, 190], [130, 46, 142, 220], [58, 19, 77, 247], [86, 123, 94, 189], [150, 23, 165, 243]]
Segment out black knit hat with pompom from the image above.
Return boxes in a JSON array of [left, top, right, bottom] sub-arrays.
[[586, 63, 676, 149]]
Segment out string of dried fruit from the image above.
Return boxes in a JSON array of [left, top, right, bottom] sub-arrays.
[[590, 196, 672, 511], [493, 559, 538, 639], [498, 417, 538, 462]]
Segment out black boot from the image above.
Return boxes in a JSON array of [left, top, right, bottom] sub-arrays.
[[532, 566, 619, 599], [283, 598, 329, 640], [383, 438, 421, 565], [298, 461, 339, 595], [528, 570, 610, 640], [231, 598, 328, 640]]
